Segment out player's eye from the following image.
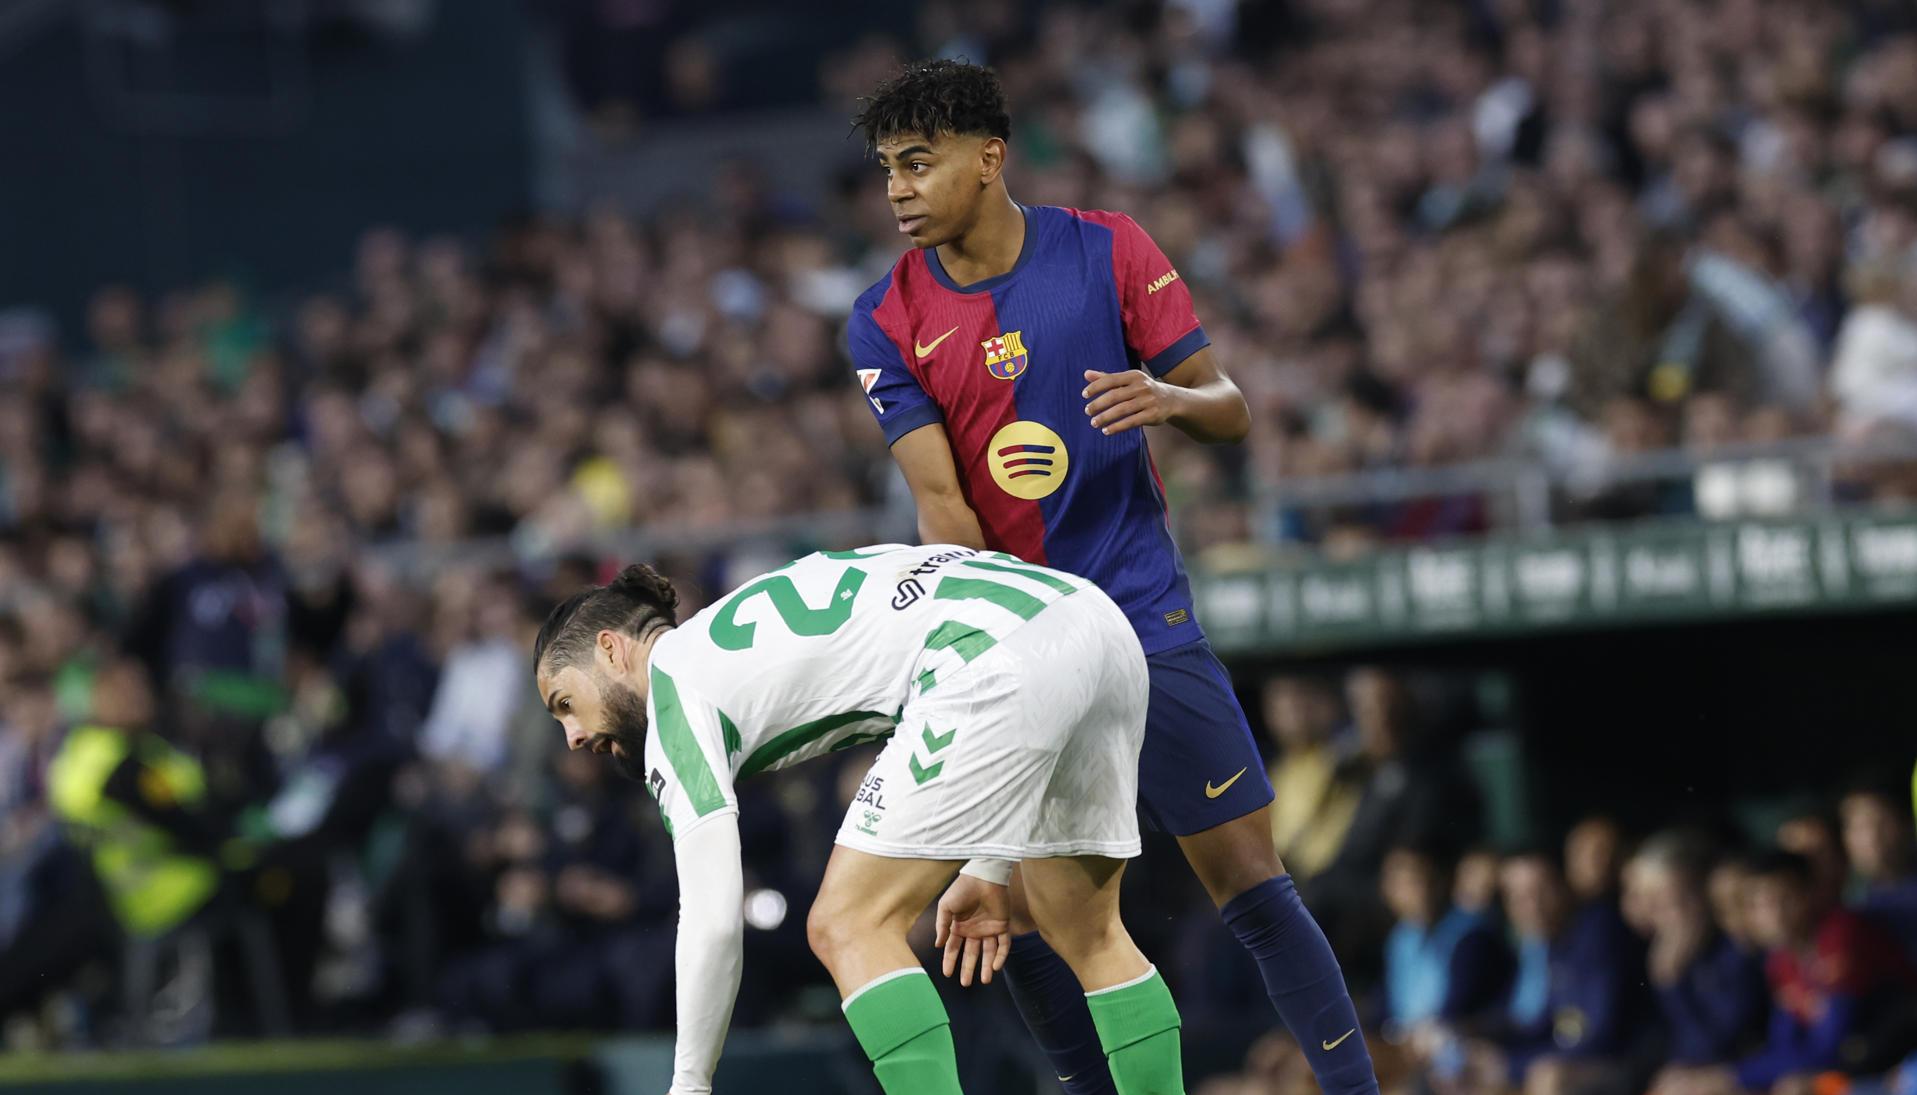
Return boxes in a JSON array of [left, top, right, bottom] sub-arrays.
[[559, 698, 572, 713], [910, 161, 928, 174]]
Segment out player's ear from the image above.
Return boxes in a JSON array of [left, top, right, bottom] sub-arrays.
[[597, 629, 624, 673], [979, 136, 1006, 186]]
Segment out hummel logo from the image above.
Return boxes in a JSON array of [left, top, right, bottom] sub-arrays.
[[915, 326, 959, 358]]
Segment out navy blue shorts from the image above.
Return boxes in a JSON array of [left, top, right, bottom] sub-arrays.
[[1137, 638, 1275, 836]]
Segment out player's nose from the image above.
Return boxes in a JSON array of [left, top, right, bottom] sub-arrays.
[[887, 174, 913, 203], [564, 725, 589, 751]]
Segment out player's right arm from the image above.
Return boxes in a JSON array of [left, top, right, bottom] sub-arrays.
[[668, 815, 745, 1095], [891, 424, 987, 550], [646, 660, 746, 1095], [846, 295, 986, 550]]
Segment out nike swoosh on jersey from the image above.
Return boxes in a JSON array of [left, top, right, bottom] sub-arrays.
[[1323, 1029, 1356, 1051], [915, 326, 960, 358], [1204, 767, 1248, 799]]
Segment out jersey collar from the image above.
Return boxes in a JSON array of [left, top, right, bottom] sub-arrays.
[[924, 203, 1035, 295]]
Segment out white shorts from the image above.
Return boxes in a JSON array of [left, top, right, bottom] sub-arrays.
[[834, 590, 1148, 862]]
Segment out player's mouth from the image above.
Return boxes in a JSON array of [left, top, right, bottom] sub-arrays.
[[897, 213, 928, 235]]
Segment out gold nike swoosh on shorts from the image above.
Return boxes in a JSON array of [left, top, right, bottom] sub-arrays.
[[1203, 767, 1248, 799], [914, 326, 960, 358], [1323, 1029, 1356, 1051]]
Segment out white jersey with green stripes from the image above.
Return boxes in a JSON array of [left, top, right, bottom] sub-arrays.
[[639, 544, 1093, 840]]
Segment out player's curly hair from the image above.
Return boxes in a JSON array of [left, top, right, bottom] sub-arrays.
[[852, 58, 1011, 152], [533, 563, 679, 673]]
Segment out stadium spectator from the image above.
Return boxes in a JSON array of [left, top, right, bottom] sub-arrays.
[[1776, 811, 1849, 914], [1841, 783, 1917, 965], [1659, 851, 1917, 1095], [1454, 848, 1505, 919], [1627, 834, 1767, 1082], [434, 744, 671, 1034], [1262, 668, 1473, 984], [415, 571, 532, 777], [1312, 669, 1482, 922], [1263, 674, 1360, 882], [1565, 816, 1627, 908], [1378, 843, 1511, 1033], [1708, 856, 1763, 956], [1829, 252, 1917, 440], [1483, 848, 1650, 1095]]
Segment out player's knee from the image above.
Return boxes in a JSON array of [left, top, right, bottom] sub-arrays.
[[1183, 811, 1284, 906], [805, 900, 851, 966], [1195, 854, 1282, 907], [1035, 909, 1127, 967], [805, 886, 894, 968]]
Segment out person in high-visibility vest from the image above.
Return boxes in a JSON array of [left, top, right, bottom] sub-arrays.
[[47, 722, 222, 939], [45, 657, 228, 940], [0, 661, 235, 1029]]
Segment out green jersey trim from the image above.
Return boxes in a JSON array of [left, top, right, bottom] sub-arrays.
[[651, 665, 729, 818], [923, 620, 998, 664], [739, 708, 895, 778], [960, 558, 1082, 595], [932, 576, 1048, 619]]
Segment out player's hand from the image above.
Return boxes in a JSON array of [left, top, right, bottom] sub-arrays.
[[1084, 369, 1178, 435], [934, 874, 1011, 987]]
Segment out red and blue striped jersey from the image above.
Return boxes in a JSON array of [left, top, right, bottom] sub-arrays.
[[848, 204, 1209, 654]]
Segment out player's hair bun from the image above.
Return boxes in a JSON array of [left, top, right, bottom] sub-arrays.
[[611, 563, 679, 616]]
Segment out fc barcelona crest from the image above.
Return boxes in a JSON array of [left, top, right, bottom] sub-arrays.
[[981, 330, 1029, 381]]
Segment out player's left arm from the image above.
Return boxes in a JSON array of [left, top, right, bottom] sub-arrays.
[[1083, 209, 1250, 444], [1083, 347, 1250, 443]]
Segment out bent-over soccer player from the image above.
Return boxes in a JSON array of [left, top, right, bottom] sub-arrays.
[[845, 60, 1380, 1095], [535, 547, 1188, 1095]]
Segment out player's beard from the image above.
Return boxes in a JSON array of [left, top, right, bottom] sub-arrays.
[[588, 675, 650, 783]]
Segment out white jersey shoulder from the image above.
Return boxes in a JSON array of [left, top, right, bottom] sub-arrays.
[[640, 545, 1095, 837]]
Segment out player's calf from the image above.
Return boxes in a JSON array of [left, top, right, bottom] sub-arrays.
[[1022, 856, 1187, 1095], [809, 847, 967, 1095]]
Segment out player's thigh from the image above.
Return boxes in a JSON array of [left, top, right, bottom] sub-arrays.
[[1136, 638, 1276, 836], [809, 844, 962, 994], [811, 842, 960, 937]]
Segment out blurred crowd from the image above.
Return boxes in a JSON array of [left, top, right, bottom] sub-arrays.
[[5, 0, 1917, 1086], [1195, 674, 1917, 1095]]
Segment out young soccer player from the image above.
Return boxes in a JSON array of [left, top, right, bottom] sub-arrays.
[[534, 548, 1186, 1095], [845, 59, 1380, 1095]]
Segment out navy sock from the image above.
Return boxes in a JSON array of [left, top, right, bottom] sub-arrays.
[[1002, 931, 1118, 1095], [1221, 875, 1380, 1095]]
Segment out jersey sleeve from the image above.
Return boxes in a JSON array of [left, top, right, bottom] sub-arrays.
[[1102, 212, 1210, 377], [644, 660, 740, 842], [847, 302, 943, 445], [667, 812, 745, 1095]]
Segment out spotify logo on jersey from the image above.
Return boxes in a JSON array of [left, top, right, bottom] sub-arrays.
[[987, 421, 1069, 500]]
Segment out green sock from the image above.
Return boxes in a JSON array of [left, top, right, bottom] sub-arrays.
[[1086, 967, 1185, 1095], [841, 969, 964, 1095]]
